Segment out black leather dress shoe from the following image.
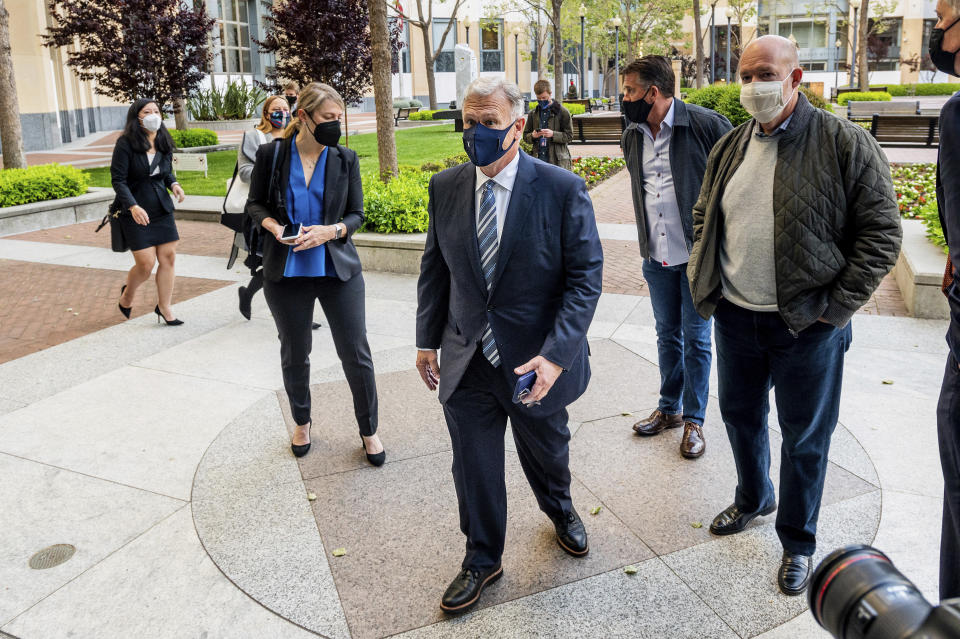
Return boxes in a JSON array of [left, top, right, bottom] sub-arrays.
[[709, 502, 777, 536], [778, 551, 812, 596], [440, 564, 502, 613], [553, 509, 589, 557]]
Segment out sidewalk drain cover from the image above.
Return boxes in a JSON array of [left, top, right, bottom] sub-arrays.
[[29, 544, 76, 569]]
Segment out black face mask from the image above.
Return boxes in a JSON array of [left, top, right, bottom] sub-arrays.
[[929, 17, 960, 76], [622, 87, 653, 124], [285, 95, 297, 108], [310, 119, 341, 147]]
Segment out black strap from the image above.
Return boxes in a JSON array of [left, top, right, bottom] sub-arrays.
[[267, 139, 282, 210]]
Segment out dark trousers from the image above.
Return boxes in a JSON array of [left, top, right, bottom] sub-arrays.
[[714, 299, 851, 556], [443, 349, 574, 572], [939, 353, 960, 599], [263, 273, 377, 434], [642, 258, 712, 424]]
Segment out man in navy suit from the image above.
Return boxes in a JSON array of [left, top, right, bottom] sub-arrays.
[[415, 77, 603, 614]]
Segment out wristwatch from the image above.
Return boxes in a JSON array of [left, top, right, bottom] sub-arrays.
[[334, 223, 343, 240]]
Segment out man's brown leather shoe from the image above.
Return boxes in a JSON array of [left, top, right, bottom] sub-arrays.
[[680, 422, 705, 458], [632, 409, 683, 436]]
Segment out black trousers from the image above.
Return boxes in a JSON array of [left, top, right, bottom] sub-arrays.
[[443, 349, 574, 572], [940, 352, 960, 599], [263, 273, 377, 434]]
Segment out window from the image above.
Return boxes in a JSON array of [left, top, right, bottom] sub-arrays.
[[389, 17, 410, 73], [530, 27, 539, 72], [215, 0, 252, 73], [433, 19, 457, 72], [867, 17, 902, 71], [776, 19, 828, 49], [481, 20, 503, 72], [920, 18, 938, 71]]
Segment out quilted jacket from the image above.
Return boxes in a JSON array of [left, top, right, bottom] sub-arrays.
[[687, 93, 902, 332]]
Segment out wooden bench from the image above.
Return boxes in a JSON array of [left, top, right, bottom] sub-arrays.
[[393, 106, 420, 125], [832, 86, 888, 100], [847, 100, 918, 121], [571, 113, 626, 143], [870, 114, 940, 147]]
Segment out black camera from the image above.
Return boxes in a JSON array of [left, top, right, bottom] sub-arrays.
[[809, 545, 960, 638]]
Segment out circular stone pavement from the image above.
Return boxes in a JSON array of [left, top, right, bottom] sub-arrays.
[[191, 338, 881, 639]]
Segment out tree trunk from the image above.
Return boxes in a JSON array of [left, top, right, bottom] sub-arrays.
[[857, 0, 870, 91], [693, 0, 705, 89], [0, 0, 26, 169], [551, 0, 563, 99], [173, 98, 188, 130], [419, 25, 438, 109], [369, 0, 398, 182]]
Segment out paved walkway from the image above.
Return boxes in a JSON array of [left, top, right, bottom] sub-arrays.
[[0, 224, 948, 638]]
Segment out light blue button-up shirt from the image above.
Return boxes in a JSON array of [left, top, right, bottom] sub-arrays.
[[639, 100, 687, 266]]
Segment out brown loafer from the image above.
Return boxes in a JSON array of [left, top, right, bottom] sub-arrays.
[[632, 409, 683, 436], [680, 421, 705, 458]]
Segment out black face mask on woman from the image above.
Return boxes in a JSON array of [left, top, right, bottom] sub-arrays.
[[310, 119, 341, 147], [929, 17, 960, 76]]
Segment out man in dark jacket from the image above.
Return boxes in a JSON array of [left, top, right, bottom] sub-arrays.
[[687, 35, 901, 596], [930, 0, 960, 600], [522, 80, 574, 170], [621, 55, 732, 459]]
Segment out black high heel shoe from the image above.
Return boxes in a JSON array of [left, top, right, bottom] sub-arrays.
[[118, 285, 131, 319], [361, 435, 386, 467], [291, 422, 312, 457], [154, 305, 184, 326]]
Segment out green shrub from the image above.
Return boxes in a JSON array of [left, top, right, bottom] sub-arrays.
[[601, 97, 610, 103], [170, 128, 218, 148], [916, 83, 960, 96], [420, 161, 443, 173], [886, 85, 909, 96], [684, 85, 729, 112], [409, 98, 424, 108], [409, 109, 438, 120], [393, 98, 412, 108], [564, 102, 587, 115], [688, 83, 834, 126], [0, 163, 89, 208], [715, 85, 752, 126], [837, 91, 892, 106], [361, 169, 431, 233], [800, 86, 834, 113], [187, 78, 267, 120], [443, 151, 470, 168]]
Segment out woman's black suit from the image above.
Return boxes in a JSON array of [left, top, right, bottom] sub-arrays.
[[110, 136, 179, 251]]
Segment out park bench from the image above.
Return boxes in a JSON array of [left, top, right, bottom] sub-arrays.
[[393, 106, 420, 125], [571, 112, 626, 143], [847, 100, 918, 121], [831, 85, 889, 100], [870, 114, 940, 147], [589, 98, 609, 111]]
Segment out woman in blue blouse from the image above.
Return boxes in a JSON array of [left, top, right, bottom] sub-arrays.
[[246, 82, 384, 465]]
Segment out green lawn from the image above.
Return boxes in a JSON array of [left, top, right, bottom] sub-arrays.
[[82, 124, 463, 197]]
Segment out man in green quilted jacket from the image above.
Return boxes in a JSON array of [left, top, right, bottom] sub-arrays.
[[687, 35, 901, 596]]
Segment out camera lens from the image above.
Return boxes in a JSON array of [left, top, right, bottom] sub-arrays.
[[810, 545, 932, 639]]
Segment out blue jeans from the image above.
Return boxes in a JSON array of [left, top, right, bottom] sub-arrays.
[[641, 258, 712, 425], [714, 299, 852, 556]]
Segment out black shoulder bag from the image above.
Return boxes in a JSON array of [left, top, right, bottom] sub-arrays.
[[241, 139, 282, 270], [94, 198, 128, 253]]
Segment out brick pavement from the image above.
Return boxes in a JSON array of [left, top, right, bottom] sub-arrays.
[[589, 169, 635, 224], [0, 258, 231, 364]]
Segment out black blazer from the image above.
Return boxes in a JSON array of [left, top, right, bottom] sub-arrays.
[[246, 137, 365, 283], [110, 136, 176, 218]]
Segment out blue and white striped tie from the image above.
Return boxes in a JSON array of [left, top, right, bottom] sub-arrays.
[[477, 180, 501, 367]]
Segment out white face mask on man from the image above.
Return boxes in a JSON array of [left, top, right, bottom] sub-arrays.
[[739, 74, 797, 124]]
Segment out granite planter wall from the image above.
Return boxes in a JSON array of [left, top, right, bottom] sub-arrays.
[[894, 219, 950, 320], [352, 232, 426, 275], [0, 188, 115, 237]]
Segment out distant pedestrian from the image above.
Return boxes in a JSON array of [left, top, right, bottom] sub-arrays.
[[283, 80, 300, 110], [522, 80, 573, 171], [112, 99, 187, 325], [246, 82, 384, 465], [687, 36, 901, 596], [620, 55, 731, 459], [929, 0, 960, 601]]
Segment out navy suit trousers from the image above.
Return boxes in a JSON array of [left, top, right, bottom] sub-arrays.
[[939, 353, 960, 599], [443, 349, 574, 572]]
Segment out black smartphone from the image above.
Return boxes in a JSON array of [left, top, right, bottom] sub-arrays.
[[534, 128, 541, 132], [280, 223, 302, 241]]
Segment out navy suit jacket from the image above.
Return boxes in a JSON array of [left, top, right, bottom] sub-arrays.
[[416, 152, 603, 416], [937, 92, 960, 363]]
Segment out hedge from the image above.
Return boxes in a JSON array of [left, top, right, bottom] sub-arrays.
[[409, 109, 438, 120], [393, 98, 424, 109], [170, 128, 218, 148], [361, 169, 431, 233], [837, 91, 892, 106], [886, 83, 960, 97], [526, 101, 587, 116], [0, 163, 90, 208], [685, 84, 835, 126]]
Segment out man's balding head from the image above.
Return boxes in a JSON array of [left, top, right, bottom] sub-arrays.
[[739, 35, 801, 84]]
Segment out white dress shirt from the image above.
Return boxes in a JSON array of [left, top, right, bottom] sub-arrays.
[[638, 100, 688, 266], [474, 151, 520, 243]]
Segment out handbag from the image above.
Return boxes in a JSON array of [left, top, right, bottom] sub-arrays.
[[221, 130, 265, 232], [95, 198, 128, 253]]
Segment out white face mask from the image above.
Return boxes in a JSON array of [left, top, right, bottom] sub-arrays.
[[140, 113, 162, 132], [739, 75, 796, 124]]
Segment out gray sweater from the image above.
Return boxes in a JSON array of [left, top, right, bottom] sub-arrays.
[[237, 129, 269, 183]]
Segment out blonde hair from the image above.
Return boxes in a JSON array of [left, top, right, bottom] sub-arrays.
[[283, 82, 346, 139], [256, 95, 288, 133], [283, 80, 300, 93]]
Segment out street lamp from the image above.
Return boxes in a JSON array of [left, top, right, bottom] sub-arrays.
[[725, 7, 734, 83], [834, 39, 842, 95], [513, 25, 522, 85], [709, 0, 718, 83], [465, 24, 470, 46], [612, 16, 622, 98], [579, 3, 587, 99]]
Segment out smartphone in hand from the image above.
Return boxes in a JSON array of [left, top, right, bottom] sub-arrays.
[[513, 371, 538, 406], [280, 223, 302, 241]]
